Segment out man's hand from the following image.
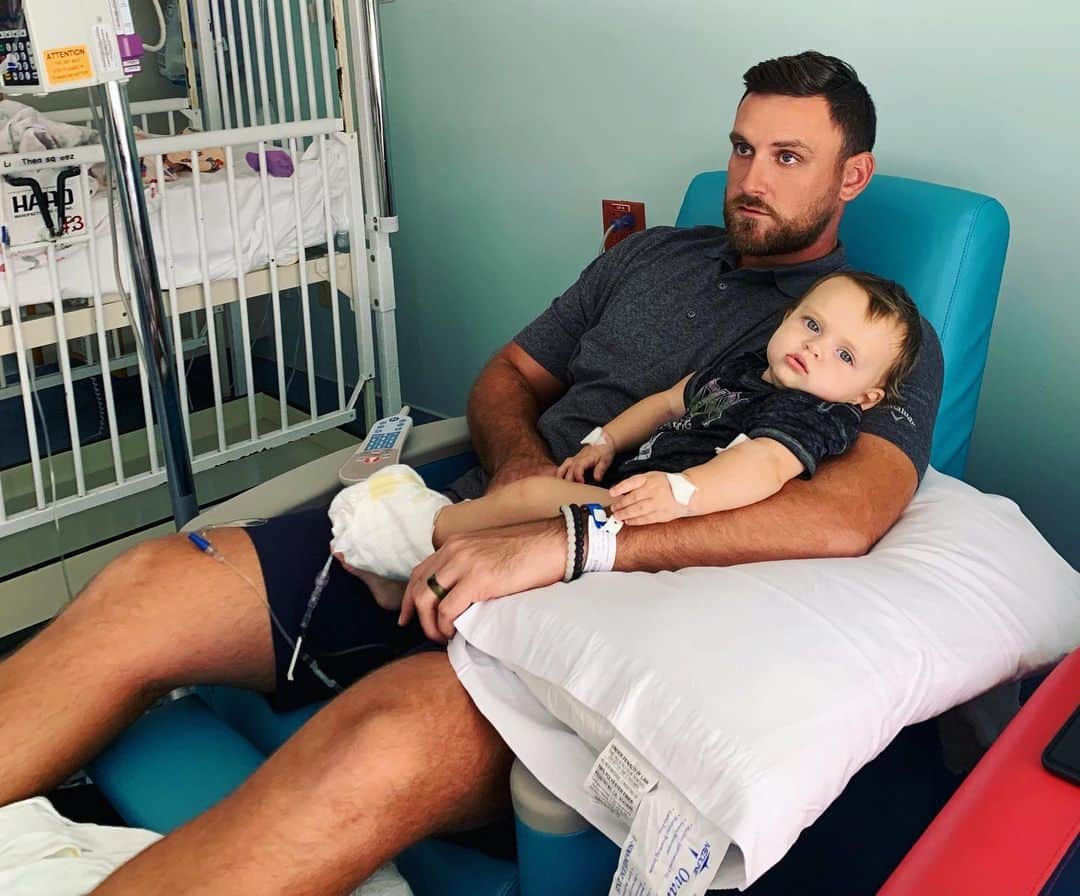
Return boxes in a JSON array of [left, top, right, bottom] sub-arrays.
[[609, 472, 691, 525], [398, 519, 566, 643], [487, 456, 559, 493]]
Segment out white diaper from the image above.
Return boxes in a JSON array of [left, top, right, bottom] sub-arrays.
[[328, 465, 451, 580]]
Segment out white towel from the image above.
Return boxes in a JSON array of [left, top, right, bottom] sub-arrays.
[[0, 797, 413, 895], [0, 797, 159, 895]]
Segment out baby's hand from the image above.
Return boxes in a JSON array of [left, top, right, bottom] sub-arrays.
[[609, 472, 691, 525], [558, 442, 615, 483]]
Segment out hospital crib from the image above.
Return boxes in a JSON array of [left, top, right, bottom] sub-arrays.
[[0, 0, 401, 559], [87, 169, 1009, 896]]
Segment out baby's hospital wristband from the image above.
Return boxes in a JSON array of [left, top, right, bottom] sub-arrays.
[[582, 504, 623, 574], [665, 472, 698, 507]]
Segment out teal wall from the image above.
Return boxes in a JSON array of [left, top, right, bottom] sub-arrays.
[[377, 1, 1078, 567]]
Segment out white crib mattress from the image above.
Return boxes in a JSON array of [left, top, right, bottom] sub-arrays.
[[0, 138, 351, 310]]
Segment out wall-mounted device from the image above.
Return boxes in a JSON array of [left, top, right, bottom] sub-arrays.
[[0, 0, 136, 96]]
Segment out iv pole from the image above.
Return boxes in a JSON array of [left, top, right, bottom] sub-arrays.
[[96, 79, 199, 528]]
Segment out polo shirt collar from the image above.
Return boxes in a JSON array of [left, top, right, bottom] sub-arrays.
[[704, 233, 848, 298]]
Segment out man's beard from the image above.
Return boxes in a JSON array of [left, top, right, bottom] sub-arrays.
[[723, 189, 838, 258]]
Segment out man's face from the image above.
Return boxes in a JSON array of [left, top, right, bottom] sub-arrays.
[[764, 276, 901, 409], [724, 93, 848, 260]]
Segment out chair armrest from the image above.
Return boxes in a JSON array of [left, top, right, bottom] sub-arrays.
[[183, 416, 471, 531]]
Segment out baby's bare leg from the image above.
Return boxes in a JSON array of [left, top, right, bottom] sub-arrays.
[[433, 476, 610, 547]]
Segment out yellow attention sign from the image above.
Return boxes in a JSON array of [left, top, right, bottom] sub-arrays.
[[43, 45, 93, 85]]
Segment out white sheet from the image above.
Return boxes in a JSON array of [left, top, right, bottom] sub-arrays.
[[449, 468, 1080, 890], [0, 138, 350, 310]]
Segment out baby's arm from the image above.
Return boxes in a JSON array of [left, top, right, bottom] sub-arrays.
[[558, 374, 692, 483], [609, 437, 805, 524]]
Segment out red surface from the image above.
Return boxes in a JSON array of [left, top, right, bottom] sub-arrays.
[[880, 650, 1080, 896]]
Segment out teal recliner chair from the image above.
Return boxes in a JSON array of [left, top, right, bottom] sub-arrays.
[[88, 171, 1009, 896]]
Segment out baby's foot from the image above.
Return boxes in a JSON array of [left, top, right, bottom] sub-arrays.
[[355, 569, 408, 612], [328, 465, 450, 580]]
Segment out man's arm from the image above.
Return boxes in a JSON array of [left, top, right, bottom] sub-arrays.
[[466, 341, 567, 490], [404, 433, 917, 641]]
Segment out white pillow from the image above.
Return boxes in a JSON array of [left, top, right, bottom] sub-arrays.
[[449, 469, 1080, 890]]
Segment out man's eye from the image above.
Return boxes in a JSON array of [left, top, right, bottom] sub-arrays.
[[778, 151, 799, 165], [804, 317, 820, 333], [838, 349, 854, 365], [733, 142, 752, 157]]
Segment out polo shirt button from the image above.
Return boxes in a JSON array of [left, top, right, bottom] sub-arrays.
[[718, 282, 728, 291], [687, 310, 696, 319]]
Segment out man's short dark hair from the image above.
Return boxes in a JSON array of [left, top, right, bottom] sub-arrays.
[[742, 51, 876, 159]]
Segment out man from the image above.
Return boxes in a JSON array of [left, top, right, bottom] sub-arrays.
[[0, 51, 941, 893]]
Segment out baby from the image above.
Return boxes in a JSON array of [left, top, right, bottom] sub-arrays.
[[330, 270, 922, 606]]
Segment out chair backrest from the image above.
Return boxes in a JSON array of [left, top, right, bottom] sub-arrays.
[[675, 172, 1009, 478]]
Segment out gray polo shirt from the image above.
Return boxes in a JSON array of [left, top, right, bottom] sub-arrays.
[[452, 225, 942, 500]]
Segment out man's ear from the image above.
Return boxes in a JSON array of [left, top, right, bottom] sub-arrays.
[[839, 151, 875, 202], [858, 386, 885, 410]]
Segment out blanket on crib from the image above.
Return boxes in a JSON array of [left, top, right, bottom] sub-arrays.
[[0, 100, 97, 155], [0, 98, 222, 184]]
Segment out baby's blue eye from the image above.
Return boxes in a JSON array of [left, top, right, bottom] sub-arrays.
[[804, 317, 820, 333], [838, 349, 854, 365]]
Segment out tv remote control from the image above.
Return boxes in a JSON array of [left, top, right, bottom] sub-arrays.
[[338, 407, 413, 484]]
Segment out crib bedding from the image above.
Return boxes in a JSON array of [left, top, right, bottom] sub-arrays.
[[0, 138, 351, 311]]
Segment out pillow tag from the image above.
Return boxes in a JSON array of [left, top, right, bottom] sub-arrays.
[[585, 737, 659, 824]]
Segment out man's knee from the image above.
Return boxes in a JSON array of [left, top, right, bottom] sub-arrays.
[[65, 535, 186, 623], [59, 529, 273, 690], [307, 654, 513, 821]]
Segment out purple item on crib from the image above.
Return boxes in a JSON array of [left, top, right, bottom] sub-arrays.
[[245, 149, 295, 177]]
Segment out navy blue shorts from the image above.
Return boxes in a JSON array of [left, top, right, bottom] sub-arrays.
[[245, 507, 443, 712]]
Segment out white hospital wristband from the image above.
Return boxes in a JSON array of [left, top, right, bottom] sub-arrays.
[[665, 472, 698, 506], [582, 505, 623, 573], [580, 426, 611, 447]]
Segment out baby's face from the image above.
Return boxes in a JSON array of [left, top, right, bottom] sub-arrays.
[[763, 277, 903, 409]]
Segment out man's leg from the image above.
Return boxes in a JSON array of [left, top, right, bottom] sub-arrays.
[[0, 527, 275, 804], [96, 651, 513, 895]]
